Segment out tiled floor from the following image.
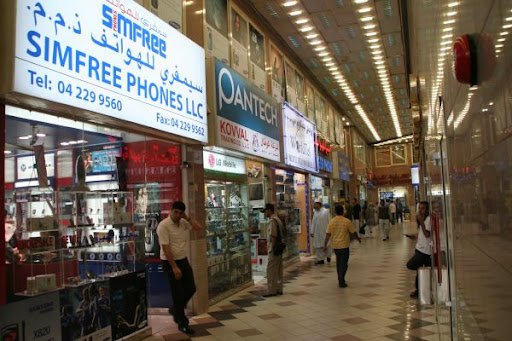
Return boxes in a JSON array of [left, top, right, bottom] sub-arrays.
[[144, 222, 448, 340]]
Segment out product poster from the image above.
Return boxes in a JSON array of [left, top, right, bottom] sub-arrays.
[[270, 45, 284, 103], [315, 95, 326, 135], [284, 61, 297, 106], [230, 8, 249, 77], [306, 84, 315, 121], [0, 292, 62, 341], [14, 0, 207, 143], [295, 70, 306, 113], [110, 270, 148, 340], [205, 0, 229, 63], [60, 281, 112, 341], [249, 24, 266, 91]]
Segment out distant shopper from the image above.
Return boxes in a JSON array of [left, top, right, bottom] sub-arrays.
[[324, 204, 361, 288], [378, 200, 391, 241], [406, 201, 432, 298], [352, 198, 361, 234], [389, 200, 397, 225], [396, 199, 404, 223], [262, 204, 285, 297], [310, 201, 331, 264], [157, 201, 204, 335]]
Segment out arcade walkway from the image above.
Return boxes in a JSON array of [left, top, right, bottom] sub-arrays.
[[144, 222, 448, 340]]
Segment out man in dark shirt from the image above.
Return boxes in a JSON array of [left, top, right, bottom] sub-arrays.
[[378, 199, 391, 241], [352, 198, 361, 234]]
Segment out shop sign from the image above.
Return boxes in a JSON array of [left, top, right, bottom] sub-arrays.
[[203, 151, 246, 174], [215, 59, 280, 162], [318, 155, 333, 173], [282, 102, 317, 173], [13, 0, 207, 143]]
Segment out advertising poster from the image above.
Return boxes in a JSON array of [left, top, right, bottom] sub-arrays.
[[110, 270, 148, 340], [284, 61, 297, 107], [14, 0, 207, 143], [0, 292, 62, 341], [282, 102, 317, 173], [295, 70, 306, 113], [215, 59, 281, 162], [205, 0, 229, 63], [60, 281, 112, 341], [230, 8, 249, 77], [270, 45, 284, 103], [305, 84, 315, 121], [249, 24, 266, 91]]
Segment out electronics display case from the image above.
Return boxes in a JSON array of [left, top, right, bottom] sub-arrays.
[[275, 170, 300, 258], [205, 181, 252, 300], [10, 189, 143, 296]]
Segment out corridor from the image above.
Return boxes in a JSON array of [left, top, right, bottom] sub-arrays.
[[145, 222, 449, 341]]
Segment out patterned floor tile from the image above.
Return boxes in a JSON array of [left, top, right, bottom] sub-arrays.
[[235, 328, 263, 337]]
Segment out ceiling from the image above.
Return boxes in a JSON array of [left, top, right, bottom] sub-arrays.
[[247, 0, 412, 144]]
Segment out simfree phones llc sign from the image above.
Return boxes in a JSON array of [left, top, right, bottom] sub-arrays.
[[14, 0, 207, 143]]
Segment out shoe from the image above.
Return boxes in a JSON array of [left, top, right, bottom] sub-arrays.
[[339, 283, 348, 288], [178, 325, 195, 335], [263, 293, 277, 297], [410, 290, 418, 298], [315, 260, 325, 265], [326, 257, 331, 263], [277, 291, 283, 295]]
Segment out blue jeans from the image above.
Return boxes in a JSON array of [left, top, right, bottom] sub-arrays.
[[334, 248, 350, 286]]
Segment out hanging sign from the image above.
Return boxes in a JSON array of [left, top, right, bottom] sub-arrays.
[[282, 102, 317, 172], [215, 59, 281, 162], [14, 0, 207, 142]]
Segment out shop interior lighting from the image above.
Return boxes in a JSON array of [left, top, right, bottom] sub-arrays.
[[446, 11, 457, 16], [295, 18, 309, 24], [299, 25, 313, 32], [448, 2, 459, 7], [354, 0, 369, 4], [360, 16, 373, 22], [309, 39, 322, 45], [358, 7, 372, 13], [289, 10, 303, 16], [4, 150, 11, 154], [282, 1, 298, 7], [305, 33, 318, 39]]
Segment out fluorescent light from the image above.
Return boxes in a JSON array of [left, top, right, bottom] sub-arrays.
[[325, 62, 335, 67], [318, 51, 329, 56], [289, 10, 302, 16], [446, 11, 457, 16], [309, 39, 322, 45], [503, 24, 512, 29], [500, 31, 509, 36], [299, 25, 313, 32], [18, 135, 31, 140], [361, 16, 373, 22], [363, 24, 376, 30], [4, 150, 12, 154], [322, 57, 333, 62], [358, 7, 372, 13], [296, 18, 309, 24], [305, 33, 319, 39], [365, 31, 378, 36], [443, 27, 453, 31], [354, 0, 368, 3], [314, 46, 326, 51], [447, 2, 459, 7], [443, 19, 455, 25], [368, 38, 379, 43]]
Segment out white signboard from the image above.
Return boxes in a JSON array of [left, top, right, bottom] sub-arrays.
[[282, 102, 317, 173], [14, 0, 207, 143], [17, 153, 55, 180], [203, 151, 246, 174]]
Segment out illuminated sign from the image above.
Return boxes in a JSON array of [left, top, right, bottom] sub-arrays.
[[215, 59, 280, 162], [282, 102, 317, 173], [411, 164, 419, 185], [14, 0, 207, 142], [203, 151, 246, 174], [17, 153, 55, 180]]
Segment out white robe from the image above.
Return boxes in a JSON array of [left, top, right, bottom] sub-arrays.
[[311, 207, 330, 248]]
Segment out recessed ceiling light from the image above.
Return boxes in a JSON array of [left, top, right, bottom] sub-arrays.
[[299, 25, 313, 32], [496, 43, 504, 48], [447, 2, 459, 7], [283, 1, 298, 7], [360, 16, 373, 22], [4, 150, 11, 154], [368, 38, 379, 43], [500, 31, 509, 36], [358, 7, 372, 13], [503, 24, 512, 29], [505, 16, 512, 21], [328, 66, 338, 71], [318, 51, 329, 56], [443, 27, 453, 32], [18, 135, 31, 140], [489, 101, 494, 106], [446, 11, 457, 16], [354, 0, 368, 4], [305, 33, 318, 39], [365, 31, 378, 36], [314, 46, 326, 51], [296, 18, 309, 24], [442, 34, 452, 39], [60, 142, 70, 146], [443, 19, 456, 25], [325, 62, 335, 67], [310, 39, 322, 45], [289, 10, 302, 16], [363, 24, 376, 30], [184, 1, 194, 6], [369, 44, 381, 49], [322, 57, 333, 62]]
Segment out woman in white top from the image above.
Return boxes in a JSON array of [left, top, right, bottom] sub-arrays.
[[406, 201, 432, 298]]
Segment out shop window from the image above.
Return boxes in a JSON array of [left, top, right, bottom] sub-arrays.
[[375, 144, 408, 167]]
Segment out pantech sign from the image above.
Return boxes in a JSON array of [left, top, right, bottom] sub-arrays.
[[215, 59, 280, 162], [14, 0, 207, 143]]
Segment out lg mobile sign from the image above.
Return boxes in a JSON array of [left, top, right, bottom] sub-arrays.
[[215, 59, 281, 162], [14, 0, 207, 143], [282, 102, 317, 173]]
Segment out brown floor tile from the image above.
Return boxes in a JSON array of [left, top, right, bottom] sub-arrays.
[[235, 328, 263, 337]]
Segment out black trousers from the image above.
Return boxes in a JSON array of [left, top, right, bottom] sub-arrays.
[[406, 249, 432, 290], [162, 258, 196, 327], [334, 248, 350, 286]]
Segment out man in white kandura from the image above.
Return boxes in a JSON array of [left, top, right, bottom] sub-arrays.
[[310, 201, 332, 264]]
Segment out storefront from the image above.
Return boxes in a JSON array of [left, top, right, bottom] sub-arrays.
[[1, 0, 207, 338], [312, 137, 334, 207], [205, 60, 280, 299], [332, 150, 351, 204], [279, 102, 317, 255]]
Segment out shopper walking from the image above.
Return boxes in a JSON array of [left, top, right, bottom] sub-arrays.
[[378, 199, 391, 241], [310, 201, 331, 264], [323, 204, 361, 288]]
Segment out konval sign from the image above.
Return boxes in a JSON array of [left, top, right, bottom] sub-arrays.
[[215, 59, 281, 162], [13, 0, 207, 143]]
